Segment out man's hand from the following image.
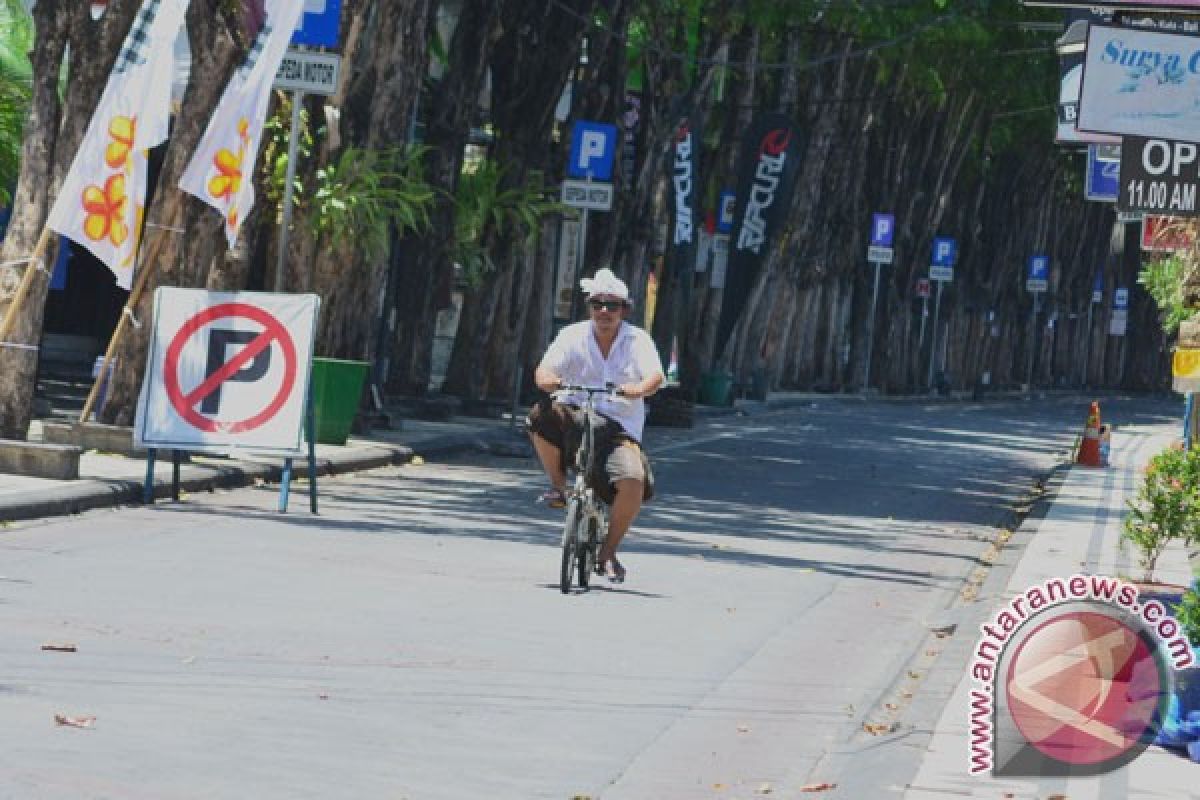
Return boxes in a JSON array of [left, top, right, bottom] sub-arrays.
[[620, 371, 664, 400], [534, 366, 563, 394]]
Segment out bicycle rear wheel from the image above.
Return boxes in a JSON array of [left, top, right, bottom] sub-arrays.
[[559, 499, 582, 594]]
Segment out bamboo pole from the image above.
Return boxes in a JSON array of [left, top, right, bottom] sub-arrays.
[[79, 206, 182, 423], [0, 226, 55, 345]]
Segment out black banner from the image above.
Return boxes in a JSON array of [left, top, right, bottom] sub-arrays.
[[715, 112, 804, 355], [668, 110, 700, 274]]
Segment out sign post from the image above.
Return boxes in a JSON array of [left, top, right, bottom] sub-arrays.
[[1026, 255, 1050, 389], [864, 213, 895, 391], [927, 237, 956, 391], [559, 121, 618, 319], [916, 278, 931, 348], [1084, 271, 1103, 387], [272, 47, 342, 292]]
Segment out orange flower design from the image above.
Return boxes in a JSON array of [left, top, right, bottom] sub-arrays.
[[208, 147, 243, 201], [81, 173, 129, 247], [105, 116, 136, 169]]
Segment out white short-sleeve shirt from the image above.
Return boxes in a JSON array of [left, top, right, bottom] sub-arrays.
[[539, 320, 665, 442]]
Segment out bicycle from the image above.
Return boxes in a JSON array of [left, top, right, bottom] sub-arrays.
[[556, 383, 624, 594]]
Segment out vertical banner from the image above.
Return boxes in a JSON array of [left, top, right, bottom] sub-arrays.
[[668, 108, 700, 279], [715, 112, 804, 353]]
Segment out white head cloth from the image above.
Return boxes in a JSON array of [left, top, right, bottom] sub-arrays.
[[580, 268, 630, 301]]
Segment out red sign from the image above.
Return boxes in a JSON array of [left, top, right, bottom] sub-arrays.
[[916, 278, 931, 299], [1141, 215, 1197, 253], [162, 303, 297, 434]]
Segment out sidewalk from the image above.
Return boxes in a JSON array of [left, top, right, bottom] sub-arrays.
[[892, 419, 1200, 797], [0, 415, 528, 523]]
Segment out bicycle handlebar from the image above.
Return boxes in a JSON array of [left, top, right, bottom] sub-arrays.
[[558, 383, 626, 397]]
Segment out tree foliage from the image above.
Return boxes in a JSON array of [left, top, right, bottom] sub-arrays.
[[0, 0, 33, 205]]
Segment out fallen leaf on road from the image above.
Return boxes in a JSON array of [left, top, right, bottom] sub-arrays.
[[908, 671, 921, 679], [570, 795, 592, 800], [800, 782, 837, 792], [925, 649, 939, 657], [40, 643, 77, 652], [712, 784, 725, 791], [755, 783, 772, 794], [885, 703, 898, 711], [1046, 795, 1067, 800], [737, 724, 751, 733], [54, 714, 95, 729], [863, 723, 890, 735]]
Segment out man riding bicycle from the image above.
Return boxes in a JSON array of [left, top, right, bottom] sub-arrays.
[[527, 268, 665, 583]]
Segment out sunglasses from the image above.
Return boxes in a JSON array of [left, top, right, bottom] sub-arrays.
[[588, 299, 627, 312]]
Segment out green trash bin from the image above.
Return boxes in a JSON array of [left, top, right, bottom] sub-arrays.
[[699, 371, 734, 407], [310, 357, 370, 445]]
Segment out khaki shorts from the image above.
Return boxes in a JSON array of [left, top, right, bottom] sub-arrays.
[[526, 398, 654, 504]]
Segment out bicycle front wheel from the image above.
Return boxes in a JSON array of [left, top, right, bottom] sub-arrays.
[[578, 515, 598, 589], [559, 499, 582, 594]]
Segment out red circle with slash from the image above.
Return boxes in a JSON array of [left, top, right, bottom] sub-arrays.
[[163, 303, 297, 434]]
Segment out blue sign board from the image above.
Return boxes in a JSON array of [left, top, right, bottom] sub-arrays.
[[717, 190, 736, 234], [1028, 255, 1050, 281], [292, 0, 342, 48], [1115, 287, 1130, 309], [1085, 145, 1120, 203], [931, 237, 956, 267], [870, 213, 895, 247], [567, 121, 618, 181]]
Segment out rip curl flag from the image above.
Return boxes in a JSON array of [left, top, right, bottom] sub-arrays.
[[715, 112, 805, 356], [46, 0, 189, 290], [179, 0, 305, 249]]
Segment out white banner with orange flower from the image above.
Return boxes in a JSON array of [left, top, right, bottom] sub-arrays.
[[180, 0, 306, 249], [45, 0, 189, 289]]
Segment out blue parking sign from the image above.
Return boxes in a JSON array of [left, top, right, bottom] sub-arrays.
[[931, 237, 956, 267], [292, 0, 342, 48], [568, 121, 618, 181], [717, 189, 736, 234], [870, 213, 895, 247], [1028, 255, 1049, 280]]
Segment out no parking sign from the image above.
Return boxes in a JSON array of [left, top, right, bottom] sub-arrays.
[[135, 289, 320, 454]]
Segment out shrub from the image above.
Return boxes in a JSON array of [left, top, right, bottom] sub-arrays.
[[1123, 447, 1200, 582]]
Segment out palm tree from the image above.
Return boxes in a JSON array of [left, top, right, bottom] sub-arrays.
[[0, 0, 33, 207]]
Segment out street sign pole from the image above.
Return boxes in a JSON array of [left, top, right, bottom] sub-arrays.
[[863, 259, 881, 392], [1027, 292, 1040, 390], [274, 90, 305, 292], [1083, 303, 1094, 388], [927, 281, 942, 391], [919, 295, 928, 348]]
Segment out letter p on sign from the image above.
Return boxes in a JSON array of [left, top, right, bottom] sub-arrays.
[[871, 213, 895, 247], [568, 121, 617, 181]]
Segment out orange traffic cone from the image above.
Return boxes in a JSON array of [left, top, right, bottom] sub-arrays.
[[1077, 401, 1105, 467]]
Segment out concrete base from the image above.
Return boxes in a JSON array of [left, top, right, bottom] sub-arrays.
[[41, 421, 146, 457], [0, 438, 82, 480]]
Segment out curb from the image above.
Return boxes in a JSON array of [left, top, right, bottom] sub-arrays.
[[0, 426, 524, 524]]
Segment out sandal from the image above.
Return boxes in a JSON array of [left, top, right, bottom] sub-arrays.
[[602, 557, 626, 584], [539, 488, 567, 509]]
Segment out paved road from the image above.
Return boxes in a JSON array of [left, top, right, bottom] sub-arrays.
[[0, 395, 1182, 799]]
